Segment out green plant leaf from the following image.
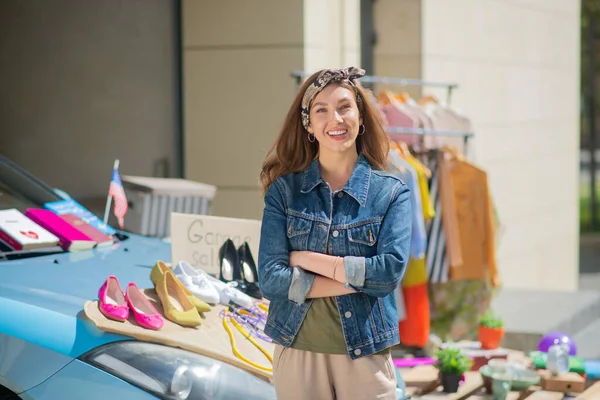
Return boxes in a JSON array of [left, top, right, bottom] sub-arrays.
[[434, 347, 473, 375], [479, 310, 504, 328]]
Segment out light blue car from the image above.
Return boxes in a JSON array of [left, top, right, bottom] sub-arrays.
[[0, 154, 277, 400]]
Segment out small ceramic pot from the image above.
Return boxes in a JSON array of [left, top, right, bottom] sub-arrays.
[[479, 325, 505, 349], [440, 372, 462, 393]]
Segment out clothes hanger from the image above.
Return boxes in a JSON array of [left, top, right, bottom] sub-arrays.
[[418, 95, 439, 106], [398, 142, 433, 178], [394, 92, 411, 104], [376, 91, 398, 106], [397, 141, 413, 157], [441, 145, 465, 162]]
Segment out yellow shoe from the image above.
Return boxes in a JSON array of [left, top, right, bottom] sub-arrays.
[[155, 269, 202, 327], [150, 261, 211, 313]]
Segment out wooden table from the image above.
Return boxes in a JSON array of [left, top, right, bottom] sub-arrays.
[[398, 354, 599, 399]]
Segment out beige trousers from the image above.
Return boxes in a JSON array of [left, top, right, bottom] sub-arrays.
[[272, 345, 397, 400]]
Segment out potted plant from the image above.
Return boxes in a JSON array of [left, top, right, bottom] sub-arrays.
[[435, 347, 473, 393], [478, 311, 505, 350]]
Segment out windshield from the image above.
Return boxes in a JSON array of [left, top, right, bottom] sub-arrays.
[[0, 155, 126, 262], [0, 155, 62, 212]]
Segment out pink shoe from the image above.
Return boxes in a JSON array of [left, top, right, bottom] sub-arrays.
[[98, 275, 129, 322], [125, 282, 164, 330]]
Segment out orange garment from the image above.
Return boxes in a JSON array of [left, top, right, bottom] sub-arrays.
[[438, 148, 499, 286], [399, 283, 430, 347], [438, 150, 463, 267]]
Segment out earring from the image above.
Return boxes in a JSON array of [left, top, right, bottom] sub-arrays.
[[358, 124, 365, 136], [307, 132, 316, 143]]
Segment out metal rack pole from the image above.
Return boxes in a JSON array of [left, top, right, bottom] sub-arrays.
[[386, 127, 473, 138], [291, 71, 458, 104]]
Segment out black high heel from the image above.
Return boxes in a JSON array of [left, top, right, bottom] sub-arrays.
[[219, 239, 242, 282], [218, 239, 251, 296], [237, 242, 262, 299]]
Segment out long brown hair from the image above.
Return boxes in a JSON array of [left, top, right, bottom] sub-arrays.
[[260, 69, 389, 195]]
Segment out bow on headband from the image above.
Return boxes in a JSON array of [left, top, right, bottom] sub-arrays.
[[301, 66, 366, 130]]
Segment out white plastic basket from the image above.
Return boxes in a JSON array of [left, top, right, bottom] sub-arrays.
[[121, 176, 217, 238]]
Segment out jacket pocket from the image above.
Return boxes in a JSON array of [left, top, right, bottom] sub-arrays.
[[347, 221, 381, 256], [286, 215, 312, 251]]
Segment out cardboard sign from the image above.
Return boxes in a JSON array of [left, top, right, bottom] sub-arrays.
[[170, 213, 262, 275]]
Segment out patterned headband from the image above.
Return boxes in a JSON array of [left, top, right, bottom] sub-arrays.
[[300, 66, 366, 130]]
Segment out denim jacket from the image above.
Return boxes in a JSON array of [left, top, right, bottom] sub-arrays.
[[257, 154, 412, 359]]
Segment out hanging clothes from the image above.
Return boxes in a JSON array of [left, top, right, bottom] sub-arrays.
[[388, 143, 431, 348], [391, 141, 435, 221], [438, 147, 499, 285], [420, 151, 451, 283], [366, 90, 390, 127], [403, 153, 436, 222], [418, 98, 472, 150], [421, 150, 495, 342], [394, 93, 433, 131], [377, 91, 421, 147], [386, 152, 416, 324], [387, 149, 426, 259], [418, 148, 498, 343]]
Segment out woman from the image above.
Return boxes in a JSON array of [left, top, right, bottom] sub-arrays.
[[257, 67, 411, 400]]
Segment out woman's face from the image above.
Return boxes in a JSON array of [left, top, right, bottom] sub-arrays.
[[307, 84, 362, 158]]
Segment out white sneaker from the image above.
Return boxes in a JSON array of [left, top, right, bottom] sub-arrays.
[[173, 261, 221, 304], [205, 273, 254, 308]]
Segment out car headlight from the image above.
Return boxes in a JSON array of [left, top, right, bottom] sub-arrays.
[[80, 341, 277, 400]]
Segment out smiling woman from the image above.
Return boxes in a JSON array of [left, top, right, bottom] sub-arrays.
[[257, 67, 412, 400], [259, 67, 389, 195]]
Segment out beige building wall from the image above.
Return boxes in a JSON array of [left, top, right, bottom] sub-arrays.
[[304, 0, 361, 71], [182, 1, 361, 219], [373, 0, 423, 98], [181, 0, 304, 220], [375, 0, 581, 291], [0, 0, 179, 203]]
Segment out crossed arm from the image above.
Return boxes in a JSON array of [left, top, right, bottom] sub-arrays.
[[289, 251, 354, 298], [257, 181, 411, 304]]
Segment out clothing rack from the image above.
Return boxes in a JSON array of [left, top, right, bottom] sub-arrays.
[[386, 127, 474, 150], [291, 70, 458, 104], [290, 70, 474, 150]]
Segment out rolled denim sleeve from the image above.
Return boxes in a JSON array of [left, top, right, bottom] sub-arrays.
[[289, 266, 316, 304], [343, 182, 411, 297], [257, 181, 314, 304]]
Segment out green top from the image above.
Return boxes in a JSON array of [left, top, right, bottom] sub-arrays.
[[292, 297, 347, 354], [291, 296, 392, 356]]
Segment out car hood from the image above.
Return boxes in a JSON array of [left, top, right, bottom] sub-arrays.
[[0, 234, 172, 358]]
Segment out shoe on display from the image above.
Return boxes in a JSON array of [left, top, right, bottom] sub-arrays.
[[125, 282, 164, 330], [237, 242, 263, 299], [173, 261, 221, 305], [206, 273, 254, 308], [150, 260, 211, 313], [218, 239, 242, 282], [155, 269, 201, 328], [219, 239, 263, 299], [98, 275, 129, 322]]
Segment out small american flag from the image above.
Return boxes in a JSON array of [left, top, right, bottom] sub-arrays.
[[109, 167, 128, 229]]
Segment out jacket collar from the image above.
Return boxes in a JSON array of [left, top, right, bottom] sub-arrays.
[[301, 154, 371, 207]]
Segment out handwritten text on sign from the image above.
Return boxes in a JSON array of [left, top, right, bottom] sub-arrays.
[[170, 213, 262, 275]]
